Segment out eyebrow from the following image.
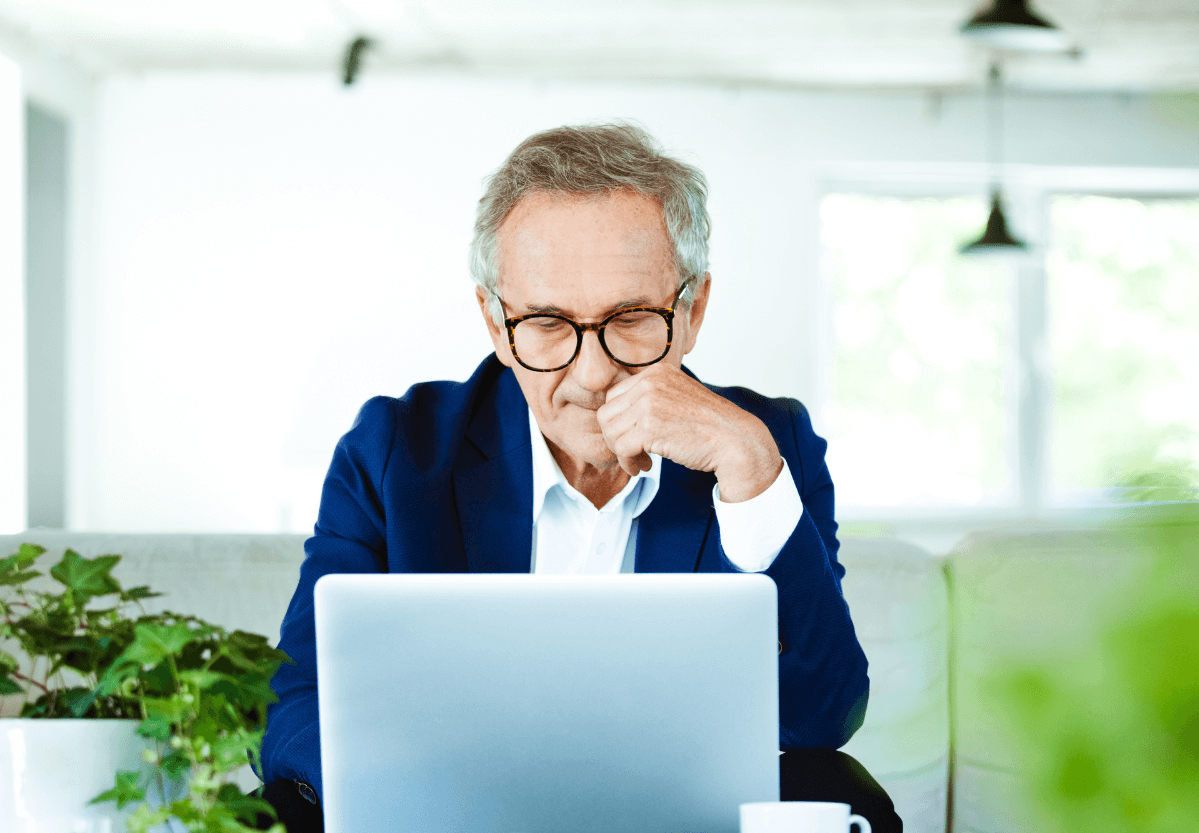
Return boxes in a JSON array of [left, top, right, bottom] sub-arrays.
[[520, 297, 657, 318]]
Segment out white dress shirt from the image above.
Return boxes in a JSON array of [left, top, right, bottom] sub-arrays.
[[527, 408, 803, 574]]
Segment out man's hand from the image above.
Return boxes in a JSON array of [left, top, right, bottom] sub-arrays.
[[595, 363, 783, 503]]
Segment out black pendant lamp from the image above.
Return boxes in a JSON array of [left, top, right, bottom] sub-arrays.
[[961, 0, 1070, 52], [961, 62, 1027, 254], [966, 191, 1026, 250]]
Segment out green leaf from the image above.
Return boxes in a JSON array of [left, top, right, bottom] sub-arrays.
[[0, 675, 22, 695], [158, 748, 192, 778], [49, 550, 122, 600], [1, 543, 44, 571], [0, 569, 41, 586], [95, 657, 140, 697], [216, 783, 276, 824], [120, 585, 162, 602], [49, 635, 107, 676], [124, 802, 171, 833], [17, 542, 45, 562], [66, 686, 100, 718], [18, 699, 50, 717], [178, 669, 236, 689], [142, 695, 185, 723], [127, 622, 199, 664], [165, 797, 205, 824], [135, 715, 172, 741], [89, 770, 145, 809], [0, 650, 18, 673], [99, 623, 197, 688], [210, 733, 253, 771]]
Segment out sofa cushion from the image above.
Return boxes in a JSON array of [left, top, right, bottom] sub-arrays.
[[0, 532, 308, 646], [839, 536, 950, 833], [2, 530, 951, 830], [947, 524, 1158, 833]]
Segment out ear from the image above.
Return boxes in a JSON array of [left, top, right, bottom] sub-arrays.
[[680, 273, 711, 355], [477, 289, 515, 368]]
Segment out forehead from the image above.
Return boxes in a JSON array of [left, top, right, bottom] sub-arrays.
[[496, 189, 676, 312]]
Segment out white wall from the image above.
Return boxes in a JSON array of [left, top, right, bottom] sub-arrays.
[[72, 73, 1199, 532], [1, 24, 97, 533], [0, 51, 23, 534]]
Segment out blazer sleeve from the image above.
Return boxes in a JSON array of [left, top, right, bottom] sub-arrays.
[[259, 396, 397, 802], [715, 398, 869, 749]]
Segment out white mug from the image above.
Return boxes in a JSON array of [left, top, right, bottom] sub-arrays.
[[741, 801, 871, 833]]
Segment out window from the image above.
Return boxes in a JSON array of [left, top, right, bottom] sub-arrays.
[[1047, 195, 1199, 504], [821, 188, 1199, 513]]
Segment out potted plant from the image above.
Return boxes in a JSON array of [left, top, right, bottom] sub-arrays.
[[1, 542, 292, 833]]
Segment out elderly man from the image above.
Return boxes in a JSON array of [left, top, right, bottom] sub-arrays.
[[258, 123, 901, 833]]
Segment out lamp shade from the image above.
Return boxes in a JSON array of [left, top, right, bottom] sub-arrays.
[[961, 191, 1028, 254], [961, 0, 1070, 52]]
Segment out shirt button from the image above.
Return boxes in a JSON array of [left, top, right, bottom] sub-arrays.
[[597, 543, 607, 553]]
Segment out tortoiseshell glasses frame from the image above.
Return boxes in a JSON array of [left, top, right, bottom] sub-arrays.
[[498, 285, 687, 373]]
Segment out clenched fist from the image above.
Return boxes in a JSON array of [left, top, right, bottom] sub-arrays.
[[596, 363, 783, 503]]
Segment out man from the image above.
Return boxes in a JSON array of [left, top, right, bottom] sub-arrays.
[[258, 123, 901, 833]]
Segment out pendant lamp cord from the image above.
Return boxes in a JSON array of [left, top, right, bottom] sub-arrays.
[[987, 59, 1004, 194]]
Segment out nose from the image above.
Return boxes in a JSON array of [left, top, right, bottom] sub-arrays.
[[571, 329, 620, 394]]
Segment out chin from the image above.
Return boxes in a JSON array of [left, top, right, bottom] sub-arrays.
[[584, 445, 621, 470], [558, 432, 620, 471]]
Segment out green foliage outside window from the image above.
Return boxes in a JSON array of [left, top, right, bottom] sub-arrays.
[[822, 193, 1013, 507], [1048, 196, 1199, 503]]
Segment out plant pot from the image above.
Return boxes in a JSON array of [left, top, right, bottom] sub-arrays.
[[0, 718, 159, 833]]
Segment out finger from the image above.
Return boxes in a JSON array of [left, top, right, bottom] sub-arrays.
[[598, 379, 641, 423], [618, 451, 652, 476], [597, 381, 649, 430], [598, 407, 652, 476], [603, 370, 645, 403], [597, 395, 643, 447]]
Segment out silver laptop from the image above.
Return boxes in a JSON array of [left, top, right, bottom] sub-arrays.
[[314, 573, 780, 833]]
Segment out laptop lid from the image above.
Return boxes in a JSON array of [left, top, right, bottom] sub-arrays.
[[315, 573, 780, 833]]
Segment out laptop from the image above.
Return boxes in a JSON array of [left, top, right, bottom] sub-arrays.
[[314, 573, 780, 833]]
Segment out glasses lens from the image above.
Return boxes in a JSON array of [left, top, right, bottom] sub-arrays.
[[603, 310, 670, 365], [512, 316, 580, 370]]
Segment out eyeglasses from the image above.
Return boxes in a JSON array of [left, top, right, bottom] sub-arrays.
[[497, 287, 684, 373]]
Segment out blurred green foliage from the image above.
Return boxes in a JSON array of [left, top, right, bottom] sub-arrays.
[[992, 503, 1199, 833]]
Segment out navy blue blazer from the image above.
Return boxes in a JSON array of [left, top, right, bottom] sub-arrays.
[[260, 355, 869, 801]]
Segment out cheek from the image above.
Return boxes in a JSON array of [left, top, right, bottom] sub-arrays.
[[515, 368, 566, 412], [664, 324, 689, 363]]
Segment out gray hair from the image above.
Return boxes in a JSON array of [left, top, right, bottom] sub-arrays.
[[469, 122, 711, 325]]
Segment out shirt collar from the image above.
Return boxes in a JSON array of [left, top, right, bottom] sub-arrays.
[[528, 406, 661, 521]]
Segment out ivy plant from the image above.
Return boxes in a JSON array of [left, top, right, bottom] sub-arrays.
[[1, 543, 293, 833]]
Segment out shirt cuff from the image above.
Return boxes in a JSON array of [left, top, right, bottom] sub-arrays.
[[712, 458, 803, 573]]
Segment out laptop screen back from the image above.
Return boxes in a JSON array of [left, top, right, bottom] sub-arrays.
[[315, 573, 780, 833]]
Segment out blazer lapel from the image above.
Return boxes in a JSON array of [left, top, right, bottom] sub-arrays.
[[450, 359, 716, 575], [454, 366, 534, 574], [634, 458, 715, 573]]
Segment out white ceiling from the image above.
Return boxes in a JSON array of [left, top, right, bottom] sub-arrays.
[[1, 0, 1198, 92]]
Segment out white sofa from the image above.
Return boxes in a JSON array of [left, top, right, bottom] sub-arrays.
[[0, 525, 1153, 833]]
